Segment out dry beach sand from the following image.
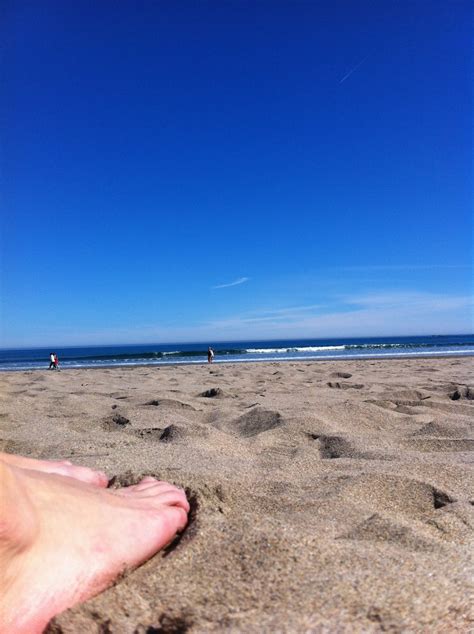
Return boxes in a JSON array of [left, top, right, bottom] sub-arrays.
[[1, 357, 473, 632]]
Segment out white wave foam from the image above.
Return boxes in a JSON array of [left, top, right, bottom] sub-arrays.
[[246, 345, 346, 354], [344, 343, 411, 349]]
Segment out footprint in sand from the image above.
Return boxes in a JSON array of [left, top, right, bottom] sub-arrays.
[[200, 388, 225, 398], [327, 382, 364, 390], [427, 501, 474, 542], [449, 386, 474, 401], [131, 427, 164, 441], [330, 371, 352, 379], [102, 414, 131, 431]]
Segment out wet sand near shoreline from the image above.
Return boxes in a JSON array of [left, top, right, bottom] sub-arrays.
[[1, 357, 473, 632]]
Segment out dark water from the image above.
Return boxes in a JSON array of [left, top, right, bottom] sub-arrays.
[[0, 335, 473, 371]]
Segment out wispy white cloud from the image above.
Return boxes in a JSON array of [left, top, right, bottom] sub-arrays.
[[212, 277, 249, 290], [339, 55, 369, 83], [205, 291, 473, 339], [6, 290, 471, 347], [246, 304, 324, 323], [342, 291, 473, 311]]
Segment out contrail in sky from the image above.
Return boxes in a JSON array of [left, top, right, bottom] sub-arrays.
[[339, 55, 369, 83], [212, 277, 249, 289]]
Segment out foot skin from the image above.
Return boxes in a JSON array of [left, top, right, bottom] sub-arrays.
[[0, 452, 109, 487], [0, 459, 189, 634]]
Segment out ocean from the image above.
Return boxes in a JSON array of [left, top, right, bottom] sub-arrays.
[[0, 334, 473, 372]]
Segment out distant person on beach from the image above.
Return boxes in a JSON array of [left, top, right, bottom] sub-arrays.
[[49, 352, 56, 370], [0, 451, 189, 632], [54, 353, 60, 371], [207, 346, 215, 363]]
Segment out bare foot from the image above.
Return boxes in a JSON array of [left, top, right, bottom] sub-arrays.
[[0, 451, 108, 487], [0, 459, 189, 633]]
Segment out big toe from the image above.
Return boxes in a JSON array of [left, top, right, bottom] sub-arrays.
[[116, 479, 189, 512], [58, 463, 109, 487], [114, 490, 190, 563], [163, 504, 189, 534]]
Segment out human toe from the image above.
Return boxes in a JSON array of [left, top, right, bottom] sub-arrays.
[[129, 480, 190, 512], [117, 477, 180, 495], [61, 464, 109, 487]]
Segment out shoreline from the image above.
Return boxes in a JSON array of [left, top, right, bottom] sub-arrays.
[[1, 356, 473, 631], [1, 350, 474, 374]]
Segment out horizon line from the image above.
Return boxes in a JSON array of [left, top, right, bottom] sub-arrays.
[[1, 332, 473, 351]]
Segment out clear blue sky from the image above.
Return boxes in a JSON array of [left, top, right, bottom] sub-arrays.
[[1, 1, 472, 347]]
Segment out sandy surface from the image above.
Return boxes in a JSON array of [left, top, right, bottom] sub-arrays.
[[1, 357, 473, 633]]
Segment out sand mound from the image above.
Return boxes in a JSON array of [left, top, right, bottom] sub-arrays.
[[229, 408, 284, 438], [338, 474, 454, 519], [159, 424, 186, 443], [314, 435, 353, 459], [132, 422, 211, 443], [338, 513, 439, 551]]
